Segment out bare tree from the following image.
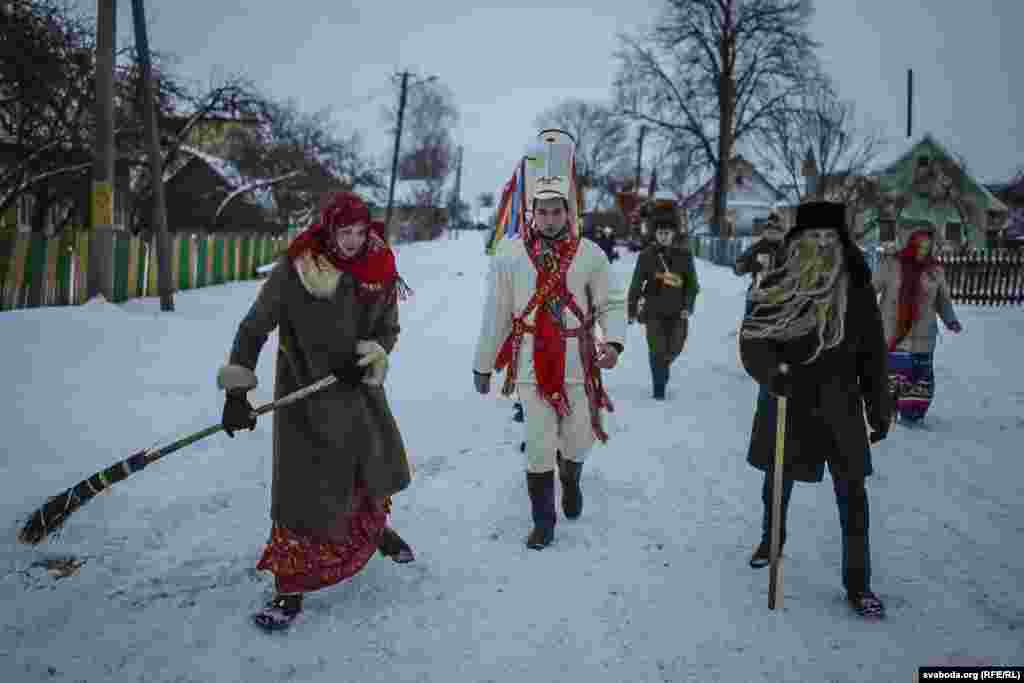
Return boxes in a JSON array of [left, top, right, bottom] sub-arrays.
[[533, 99, 629, 210], [757, 75, 887, 207], [382, 81, 459, 237], [614, 0, 819, 235], [223, 97, 384, 229], [644, 130, 704, 202], [0, 0, 97, 225]]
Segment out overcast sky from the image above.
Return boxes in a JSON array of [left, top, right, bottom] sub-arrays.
[[106, 0, 1022, 213]]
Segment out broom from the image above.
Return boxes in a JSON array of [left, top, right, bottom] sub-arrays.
[[17, 374, 340, 545]]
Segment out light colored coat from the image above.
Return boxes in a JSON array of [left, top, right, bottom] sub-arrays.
[[872, 255, 959, 353], [474, 237, 627, 384]]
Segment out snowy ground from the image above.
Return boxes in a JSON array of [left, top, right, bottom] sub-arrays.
[[1, 231, 1022, 682]]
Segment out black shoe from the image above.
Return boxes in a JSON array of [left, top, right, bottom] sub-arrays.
[[252, 593, 303, 631], [749, 540, 783, 569], [512, 402, 524, 423], [847, 590, 886, 619], [526, 471, 556, 550], [557, 453, 583, 520], [378, 527, 415, 563], [653, 386, 666, 400], [526, 525, 555, 549]]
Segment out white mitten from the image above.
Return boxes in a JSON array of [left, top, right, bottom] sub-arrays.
[[356, 340, 389, 386]]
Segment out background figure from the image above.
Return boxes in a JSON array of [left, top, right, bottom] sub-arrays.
[[872, 225, 962, 424], [734, 213, 787, 313], [595, 226, 619, 262], [739, 201, 892, 619], [627, 200, 700, 400]]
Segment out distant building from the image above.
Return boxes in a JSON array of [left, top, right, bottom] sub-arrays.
[[860, 134, 1009, 249], [682, 156, 785, 236]]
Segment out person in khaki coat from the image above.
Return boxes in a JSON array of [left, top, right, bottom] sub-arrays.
[[217, 191, 415, 631], [627, 200, 700, 399], [872, 225, 963, 424]]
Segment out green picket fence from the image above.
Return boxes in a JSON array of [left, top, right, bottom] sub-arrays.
[[0, 229, 286, 312]]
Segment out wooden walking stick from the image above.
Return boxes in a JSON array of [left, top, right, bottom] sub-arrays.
[[768, 394, 787, 610], [17, 374, 341, 546]]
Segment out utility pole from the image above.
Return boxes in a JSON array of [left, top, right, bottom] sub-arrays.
[[634, 125, 646, 194], [385, 71, 410, 231], [450, 145, 463, 239], [132, 0, 174, 311], [384, 71, 438, 235], [89, 0, 116, 301], [907, 68, 914, 139]]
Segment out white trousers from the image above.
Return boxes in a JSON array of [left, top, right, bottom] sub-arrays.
[[518, 383, 596, 473]]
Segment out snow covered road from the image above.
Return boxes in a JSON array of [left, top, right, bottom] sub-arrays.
[[1, 232, 1021, 682]]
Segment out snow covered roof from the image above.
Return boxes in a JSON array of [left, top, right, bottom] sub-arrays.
[[165, 145, 278, 213], [869, 133, 1008, 213]]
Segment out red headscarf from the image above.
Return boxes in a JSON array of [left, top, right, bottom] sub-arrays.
[[889, 229, 939, 350], [286, 191, 410, 302]]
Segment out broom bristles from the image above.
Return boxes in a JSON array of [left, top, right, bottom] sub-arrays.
[[18, 490, 80, 545]]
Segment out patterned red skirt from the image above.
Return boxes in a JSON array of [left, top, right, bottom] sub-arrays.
[[256, 482, 390, 594]]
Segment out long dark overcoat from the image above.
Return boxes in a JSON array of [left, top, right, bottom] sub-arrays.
[[224, 255, 412, 537], [740, 275, 892, 482]]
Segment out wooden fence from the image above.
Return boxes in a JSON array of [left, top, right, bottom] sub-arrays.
[[690, 236, 1024, 306], [0, 229, 286, 312], [937, 249, 1024, 306]]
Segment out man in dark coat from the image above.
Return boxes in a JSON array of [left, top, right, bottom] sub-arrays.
[[734, 213, 787, 307], [594, 226, 619, 262], [738, 201, 893, 619], [627, 200, 700, 399]]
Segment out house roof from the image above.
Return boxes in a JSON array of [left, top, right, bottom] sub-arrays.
[[166, 145, 277, 212], [682, 157, 784, 209], [870, 133, 1008, 214]]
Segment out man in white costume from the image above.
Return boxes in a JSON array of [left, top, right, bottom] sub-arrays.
[[473, 129, 627, 549]]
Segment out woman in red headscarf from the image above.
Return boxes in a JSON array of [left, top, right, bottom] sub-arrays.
[[216, 191, 415, 631], [873, 225, 963, 424]]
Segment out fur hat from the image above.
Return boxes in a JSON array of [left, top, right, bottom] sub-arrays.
[[785, 200, 872, 288], [786, 201, 847, 244], [647, 199, 681, 232]]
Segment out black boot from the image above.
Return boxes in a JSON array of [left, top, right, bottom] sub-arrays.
[[526, 471, 556, 549], [512, 401, 524, 423], [652, 362, 668, 400], [557, 453, 583, 520], [378, 526, 415, 563], [252, 592, 303, 631]]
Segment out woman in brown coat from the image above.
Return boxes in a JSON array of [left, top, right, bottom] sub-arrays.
[[217, 191, 415, 631], [872, 225, 962, 424]]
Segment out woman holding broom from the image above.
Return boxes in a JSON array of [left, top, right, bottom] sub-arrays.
[[217, 191, 415, 631], [738, 201, 893, 619]]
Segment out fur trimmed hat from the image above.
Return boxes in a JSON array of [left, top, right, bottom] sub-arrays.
[[647, 199, 682, 231], [786, 201, 847, 243], [786, 200, 872, 288]]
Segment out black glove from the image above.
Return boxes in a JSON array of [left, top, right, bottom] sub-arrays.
[[332, 359, 368, 387], [769, 367, 796, 398], [222, 391, 256, 437], [867, 407, 891, 444]]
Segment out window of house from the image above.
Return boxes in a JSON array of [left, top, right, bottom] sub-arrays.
[[17, 194, 34, 232], [880, 222, 895, 243], [945, 222, 962, 244]]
